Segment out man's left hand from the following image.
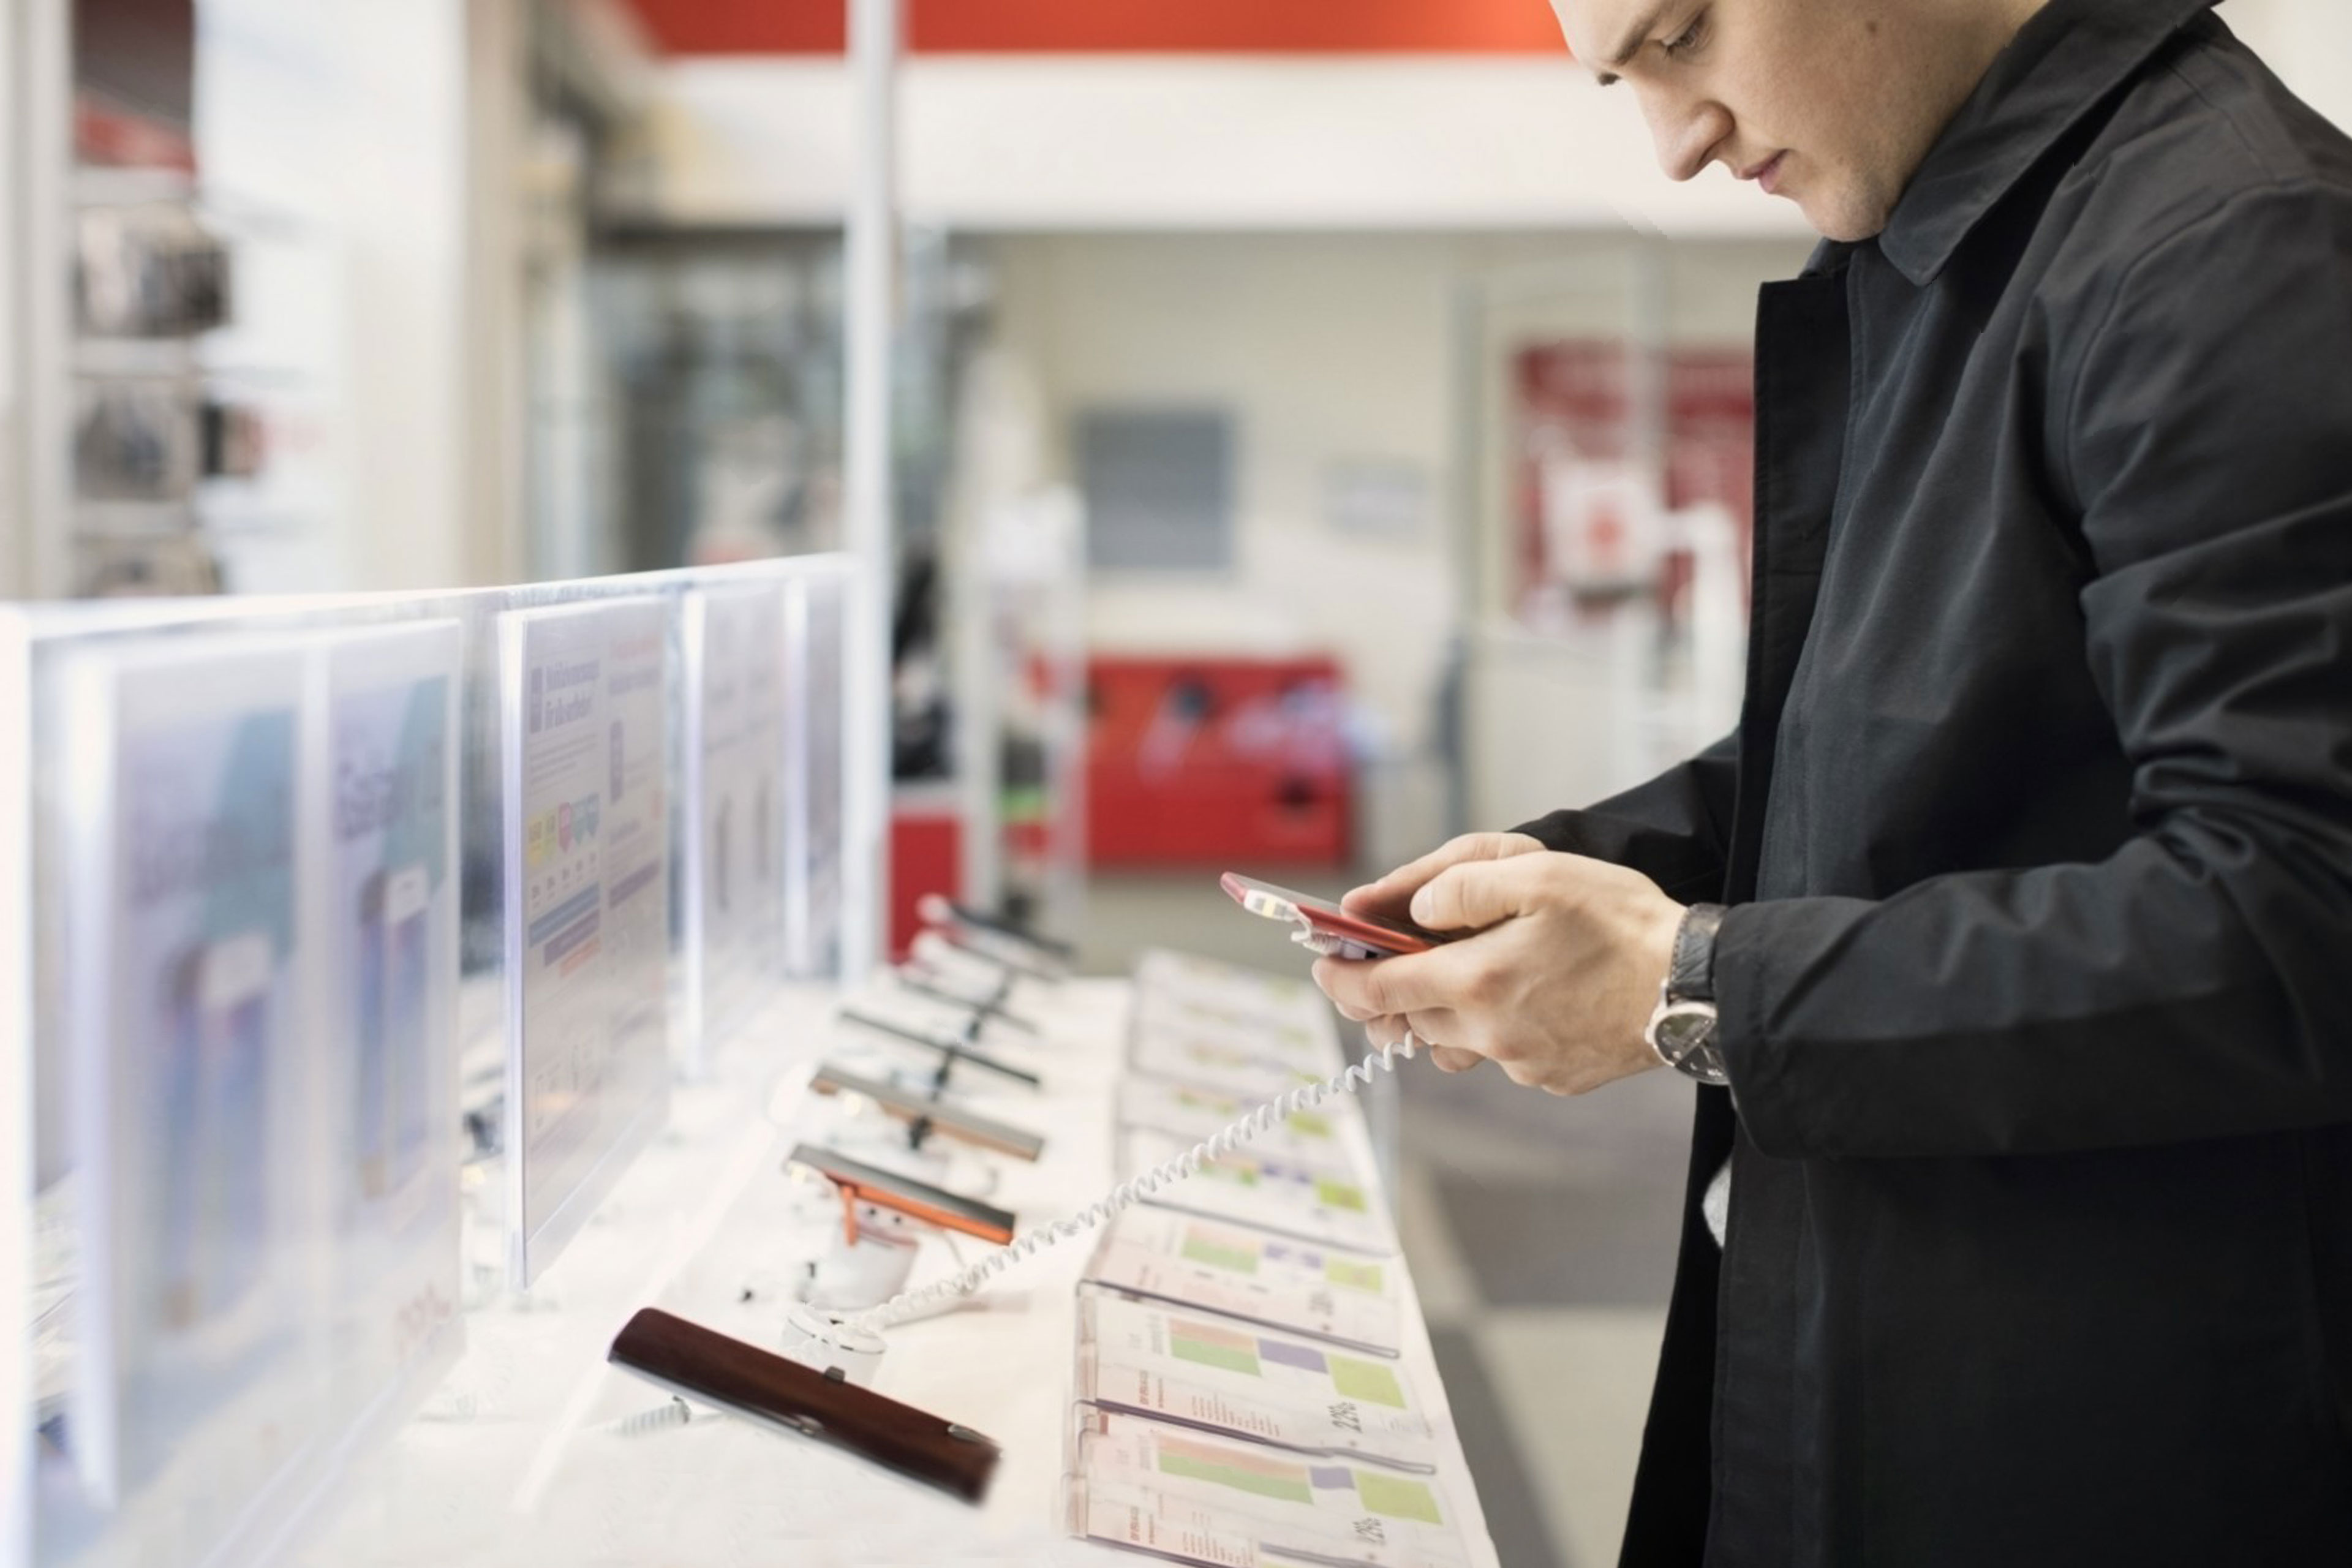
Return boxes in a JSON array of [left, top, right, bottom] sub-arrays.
[[1311, 851, 1686, 1096]]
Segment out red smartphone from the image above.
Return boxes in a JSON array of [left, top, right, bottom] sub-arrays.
[[787, 1142, 1019, 1245], [608, 1308, 1000, 1503], [1219, 872, 1450, 959]]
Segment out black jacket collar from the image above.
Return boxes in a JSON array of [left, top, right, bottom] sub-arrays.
[[1877, 0, 2222, 285]]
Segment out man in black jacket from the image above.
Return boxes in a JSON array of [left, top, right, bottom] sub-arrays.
[[1313, 0, 2352, 1562]]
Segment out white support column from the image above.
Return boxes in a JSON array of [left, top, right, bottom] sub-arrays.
[[464, 0, 531, 590], [0, 4, 20, 600], [840, 0, 899, 979], [0, 18, 42, 1556], [4, 0, 72, 600], [951, 498, 1001, 918]]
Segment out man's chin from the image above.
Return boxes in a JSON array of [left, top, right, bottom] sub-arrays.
[[1795, 189, 1891, 245]]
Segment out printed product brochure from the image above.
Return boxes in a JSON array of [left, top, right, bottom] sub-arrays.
[[1070, 1409, 1475, 1568], [1128, 1019, 1331, 1104], [1124, 1129, 1395, 1257], [500, 598, 672, 1286], [1116, 1078, 1365, 1178], [1131, 990, 1341, 1074], [1077, 1292, 1438, 1469], [1133, 948, 1330, 1027], [1082, 1207, 1404, 1357]]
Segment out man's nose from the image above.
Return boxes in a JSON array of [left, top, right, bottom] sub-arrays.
[[1644, 94, 1731, 183]]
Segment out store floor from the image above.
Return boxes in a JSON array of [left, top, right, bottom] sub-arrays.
[[1077, 873, 1691, 1568]]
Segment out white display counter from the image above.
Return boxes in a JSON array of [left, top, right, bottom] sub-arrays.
[[290, 972, 1500, 1568]]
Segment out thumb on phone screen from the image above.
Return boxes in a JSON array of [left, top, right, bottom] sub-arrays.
[[1341, 832, 1544, 926]]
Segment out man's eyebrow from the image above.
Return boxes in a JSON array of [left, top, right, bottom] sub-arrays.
[[1593, 1, 1673, 86]]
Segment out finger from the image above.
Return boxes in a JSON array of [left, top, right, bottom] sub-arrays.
[[1382, 1006, 1457, 1049], [1315, 957, 1417, 1022], [1408, 850, 1581, 933], [1341, 832, 1541, 918], [1313, 956, 1391, 1023], [1431, 1044, 1485, 1074], [1311, 949, 1469, 1023], [1343, 832, 1531, 916]]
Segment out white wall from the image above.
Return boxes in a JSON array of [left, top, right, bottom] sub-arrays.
[[993, 233, 1461, 717], [0, 2, 34, 600], [2228, 0, 2352, 131], [195, 0, 489, 594]]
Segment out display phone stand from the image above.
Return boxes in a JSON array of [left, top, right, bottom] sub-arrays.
[[787, 1145, 1016, 1316]]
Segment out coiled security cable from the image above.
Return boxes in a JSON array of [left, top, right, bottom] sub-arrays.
[[846, 1024, 1422, 1335], [595, 1395, 703, 1438]]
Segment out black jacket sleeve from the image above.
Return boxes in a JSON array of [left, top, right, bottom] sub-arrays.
[[1717, 184, 2352, 1159], [1512, 731, 1738, 902]]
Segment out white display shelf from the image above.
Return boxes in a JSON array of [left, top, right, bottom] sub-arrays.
[[288, 972, 1499, 1568]]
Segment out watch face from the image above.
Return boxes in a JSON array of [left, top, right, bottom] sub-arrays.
[[1652, 1003, 1717, 1060]]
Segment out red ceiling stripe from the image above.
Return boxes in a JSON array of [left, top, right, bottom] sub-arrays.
[[628, 1, 1568, 56]]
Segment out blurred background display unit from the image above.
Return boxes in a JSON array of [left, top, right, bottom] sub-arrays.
[[1512, 341, 1755, 616], [592, 235, 845, 575], [587, 230, 987, 579], [1078, 406, 1234, 574], [67, 0, 222, 597], [19, 0, 350, 605], [497, 597, 673, 1289], [64, 176, 339, 601], [67, 186, 228, 597], [72, 0, 196, 172], [1087, 655, 1352, 869], [71, 197, 226, 340], [70, 379, 195, 503]]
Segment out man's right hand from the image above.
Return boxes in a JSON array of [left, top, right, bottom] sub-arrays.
[[1337, 832, 1544, 1074]]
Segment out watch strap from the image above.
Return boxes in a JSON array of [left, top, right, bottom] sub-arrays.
[[1668, 903, 1728, 1005]]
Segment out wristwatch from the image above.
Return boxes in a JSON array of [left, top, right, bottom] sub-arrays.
[[1645, 903, 1730, 1087]]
